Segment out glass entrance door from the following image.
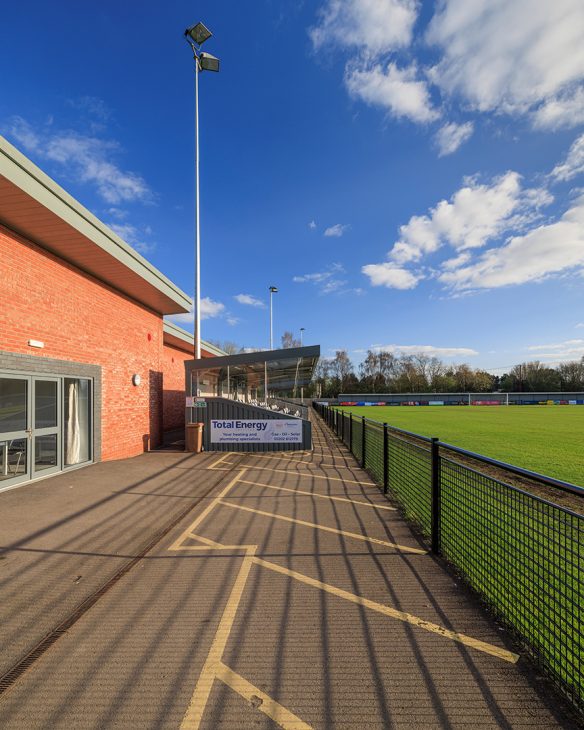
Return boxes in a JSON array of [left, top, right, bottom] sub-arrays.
[[32, 378, 61, 478], [0, 375, 31, 488], [0, 375, 63, 489]]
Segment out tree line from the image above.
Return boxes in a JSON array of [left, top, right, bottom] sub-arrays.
[[311, 350, 584, 398]]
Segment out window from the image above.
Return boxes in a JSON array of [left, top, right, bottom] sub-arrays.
[[64, 378, 91, 466]]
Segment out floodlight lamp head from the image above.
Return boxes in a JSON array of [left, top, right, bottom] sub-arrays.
[[185, 22, 212, 46], [269, 286, 278, 293], [199, 52, 220, 72]]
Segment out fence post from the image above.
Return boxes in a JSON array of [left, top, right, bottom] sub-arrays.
[[431, 437, 441, 555], [383, 423, 389, 494], [361, 416, 366, 468], [349, 414, 353, 452]]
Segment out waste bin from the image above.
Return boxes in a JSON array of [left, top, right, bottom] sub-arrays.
[[185, 422, 204, 453]]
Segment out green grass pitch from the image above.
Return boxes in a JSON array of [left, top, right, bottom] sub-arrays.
[[336, 405, 584, 487]]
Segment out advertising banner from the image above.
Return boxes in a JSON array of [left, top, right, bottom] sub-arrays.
[[210, 419, 303, 444]]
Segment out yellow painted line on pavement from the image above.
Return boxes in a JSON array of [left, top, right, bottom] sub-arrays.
[[228, 462, 377, 487], [240, 453, 359, 469], [207, 453, 232, 471], [168, 469, 247, 551], [216, 500, 426, 554], [237, 478, 396, 511], [181, 545, 256, 729], [170, 533, 518, 663], [254, 557, 520, 664], [216, 662, 312, 729]]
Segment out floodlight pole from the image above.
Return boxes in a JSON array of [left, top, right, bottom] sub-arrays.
[[270, 291, 274, 349], [184, 22, 219, 396], [269, 286, 278, 349], [194, 55, 201, 365], [300, 327, 305, 404]]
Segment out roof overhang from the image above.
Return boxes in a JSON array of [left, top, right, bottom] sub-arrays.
[[185, 345, 321, 391], [163, 321, 227, 357], [0, 135, 191, 315]]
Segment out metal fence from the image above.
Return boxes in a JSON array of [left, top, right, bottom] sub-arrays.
[[314, 402, 584, 716]]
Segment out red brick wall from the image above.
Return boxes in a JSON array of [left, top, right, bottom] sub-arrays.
[[1, 224, 170, 460], [162, 343, 192, 432], [161, 342, 219, 432]]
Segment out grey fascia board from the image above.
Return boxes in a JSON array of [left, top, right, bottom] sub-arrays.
[[186, 344, 321, 371], [162, 321, 227, 356], [0, 135, 191, 313]]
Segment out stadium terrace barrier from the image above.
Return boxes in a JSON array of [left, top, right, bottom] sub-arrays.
[[195, 398, 312, 452], [314, 401, 584, 717]]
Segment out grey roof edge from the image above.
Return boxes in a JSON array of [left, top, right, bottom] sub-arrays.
[[186, 344, 321, 370], [162, 321, 227, 356], [0, 135, 192, 314]]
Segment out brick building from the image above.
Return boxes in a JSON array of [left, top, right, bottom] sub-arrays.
[[0, 135, 223, 491]]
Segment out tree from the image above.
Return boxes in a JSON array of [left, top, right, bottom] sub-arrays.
[[313, 358, 334, 398], [557, 359, 584, 390], [508, 361, 561, 392], [472, 370, 496, 393], [281, 331, 301, 349], [207, 339, 243, 355], [331, 350, 354, 393]]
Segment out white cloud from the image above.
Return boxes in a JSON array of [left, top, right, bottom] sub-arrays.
[[551, 133, 584, 182], [324, 223, 350, 237], [172, 297, 226, 325], [108, 222, 154, 255], [372, 344, 478, 357], [362, 170, 559, 293], [66, 96, 112, 122], [308, 220, 317, 230], [234, 293, 265, 308], [390, 172, 552, 264], [427, 0, 584, 124], [434, 121, 474, 156], [293, 263, 351, 294], [576, 323, 584, 329], [345, 62, 439, 124], [107, 207, 127, 220], [321, 278, 347, 294], [311, 0, 584, 136], [440, 196, 584, 290], [441, 252, 471, 270], [226, 316, 240, 327], [8, 116, 41, 151], [532, 87, 584, 131], [7, 116, 152, 205], [200, 298, 226, 319], [526, 339, 584, 360], [309, 0, 419, 55], [361, 263, 420, 289]]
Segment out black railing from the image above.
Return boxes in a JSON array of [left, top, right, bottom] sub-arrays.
[[314, 402, 584, 716]]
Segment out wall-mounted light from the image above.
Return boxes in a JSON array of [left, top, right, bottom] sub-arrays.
[[28, 339, 44, 348], [132, 374, 141, 386]]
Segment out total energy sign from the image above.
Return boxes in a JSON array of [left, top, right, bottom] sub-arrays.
[[210, 419, 303, 444]]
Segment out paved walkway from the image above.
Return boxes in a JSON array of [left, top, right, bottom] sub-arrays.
[[0, 415, 578, 728]]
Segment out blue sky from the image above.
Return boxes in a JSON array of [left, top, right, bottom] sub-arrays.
[[2, 0, 584, 372]]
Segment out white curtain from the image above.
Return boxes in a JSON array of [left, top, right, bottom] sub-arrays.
[[66, 381, 81, 465]]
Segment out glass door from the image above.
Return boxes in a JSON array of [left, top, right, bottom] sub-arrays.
[[0, 375, 31, 489], [32, 378, 61, 478]]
